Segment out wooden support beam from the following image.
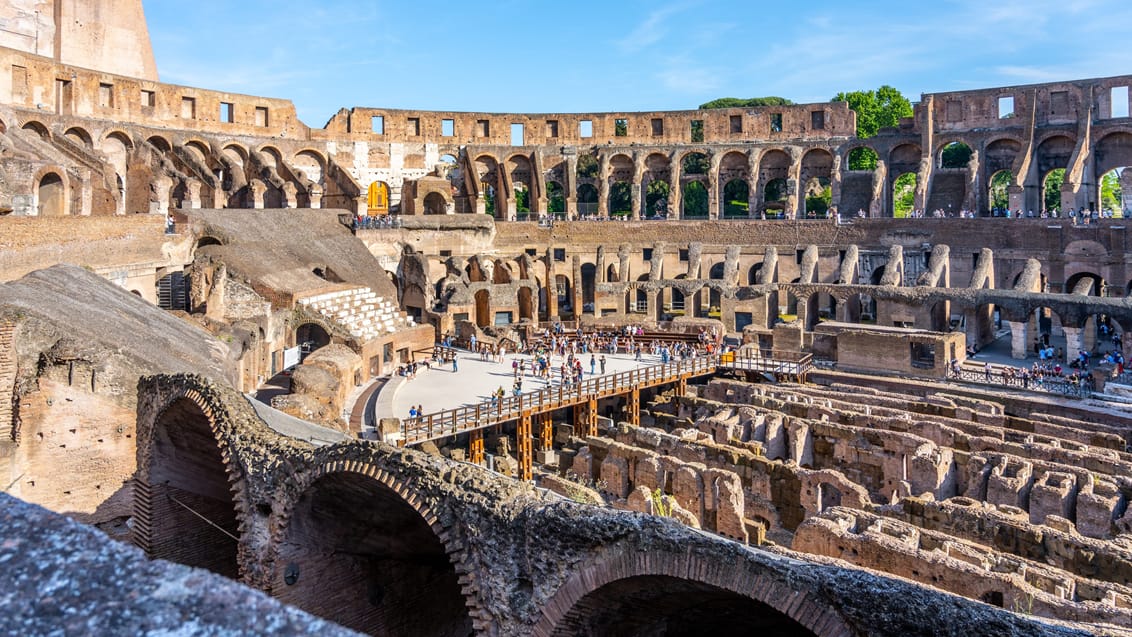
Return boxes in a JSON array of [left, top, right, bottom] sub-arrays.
[[469, 427, 484, 465], [585, 398, 598, 438], [538, 411, 554, 451], [518, 412, 533, 481], [628, 388, 640, 426]]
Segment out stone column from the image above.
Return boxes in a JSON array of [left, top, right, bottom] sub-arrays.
[[707, 153, 721, 220], [1008, 320, 1028, 360], [668, 154, 682, 219], [748, 152, 761, 218], [1083, 316, 1097, 352], [572, 255, 583, 316], [597, 154, 610, 218], [544, 250, 558, 319], [631, 156, 644, 220], [565, 153, 578, 218], [1063, 326, 1083, 360], [596, 246, 606, 283], [308, 184, 323, 209], [183, 179, 202, 209], [281, 182, 297, 209]]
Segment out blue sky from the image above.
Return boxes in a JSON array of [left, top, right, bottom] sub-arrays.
[[145, 0, 1132, 127]]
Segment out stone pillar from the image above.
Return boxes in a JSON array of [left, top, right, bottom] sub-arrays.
[[281, 182, 298, 209], [308, 184, 323, 209], [1008, 320, 1028, 360], [631, 157, 644, 220], [544, 250, 558, 319], [565, 153, 578, 218], [249, 179, 267, 209], [707, 153, 721, 220], [572, 255, 583, 316], [1083, 317, 1098, 352], [668, 155, 682, 218], [596, 246, 606, 283], [748, 153, 761, 218], [1063, 326, 1083, 360], [597, 154, 610, 218], [183, 179, 202, 209]]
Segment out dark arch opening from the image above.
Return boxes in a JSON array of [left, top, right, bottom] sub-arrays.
[[196, 236, 222, 251], [273, 472, 471, 636], [296, 323, 331, 358], [147, 397, 239, 578], [550, 575, 816, 637]]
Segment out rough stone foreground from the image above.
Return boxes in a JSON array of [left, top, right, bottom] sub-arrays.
[[0, 493, 359, 636]]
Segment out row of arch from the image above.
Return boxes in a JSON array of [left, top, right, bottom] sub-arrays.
[[140, 381, 838, 636]]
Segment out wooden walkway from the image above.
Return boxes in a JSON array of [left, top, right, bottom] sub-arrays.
[[399, 350, 812, 447]]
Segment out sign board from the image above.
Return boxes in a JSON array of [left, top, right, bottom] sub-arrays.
[[283, 346, 301, 370]]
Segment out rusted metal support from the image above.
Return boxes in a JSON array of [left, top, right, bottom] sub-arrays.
[[538, 411, 554, 452], [469, 427, 485, 465], [518, 412, 533, 481]]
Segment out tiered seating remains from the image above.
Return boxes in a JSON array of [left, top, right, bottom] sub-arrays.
[[299, 287, 415, 343]]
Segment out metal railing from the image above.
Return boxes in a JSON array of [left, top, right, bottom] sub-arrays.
[[948, 367, 1094, 399], [400, 350, 812, 444]]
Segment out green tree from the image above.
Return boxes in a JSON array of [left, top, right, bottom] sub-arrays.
[[646, 180, 670, 216], [1044, 169, 1065, 212], [546, 181, 564, 213], [683, 181, 708, 217], [576, 153, 599, 179], [847, 147, 879, 171], [832, 85, 913, 138], [940, 142, 972, 169], [514, 184, 530, 213], [989, 171, 1013, 211], [1101, 170, 1123, 215], [609, 182, 632, 216], [893, 173, 917, 218], [699, 96, 794, 109]]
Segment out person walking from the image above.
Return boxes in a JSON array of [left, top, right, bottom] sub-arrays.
[[599, 354, 607, 375], [452, 354, 458, 373], [590, 354, 596, 375]]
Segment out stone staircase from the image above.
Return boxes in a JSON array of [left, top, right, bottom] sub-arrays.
[[926, 171, 967, 213], [299, 287, 415, 343], [0, 320, 17, 443]]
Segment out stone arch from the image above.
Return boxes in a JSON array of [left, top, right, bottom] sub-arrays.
[[292, 149, 327, 184], [183, 139, 212, 164], [845, 146, 879, 171], [1095, 132, 1132, 177], [34, 168, 69, 217], [134, 381, 252, 582], [424, 191, 448, 215], [222, 142, 249, 165], [475, 289, 491, 327], [63, 126, 92, 147], [679, 150, 710, 176], [266, 458, 474, 636], [147, 135, 172, 153], [938, 140, 973, 169], [295, 322, 332, 355], [532, 547, 848, 637], [20, 119, 50, 139]]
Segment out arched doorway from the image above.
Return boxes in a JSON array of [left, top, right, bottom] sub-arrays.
[[645, 179, 669, 217], [38, 172, 66, 216], [577, 184, 599, 217], [296, 323, 331, 359], [424, 191, 448, 215], [683, 181, 708, 218], [474, 289, 491, 327], [546, 181, 564, 214], [763, 178, 787, 219], [548, 575, 817, 636], [272, 471, 471, 636], [144, 398, 239, 578], [367, 181, 390, 216], [722, 179, 749, 218]]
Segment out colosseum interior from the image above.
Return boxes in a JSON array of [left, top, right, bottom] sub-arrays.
[[2, 2, 1132, 636]]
